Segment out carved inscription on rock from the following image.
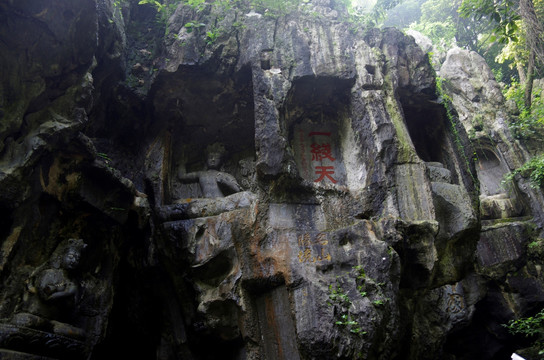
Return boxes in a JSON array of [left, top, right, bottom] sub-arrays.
[[292, 124, 346, 186], [297, 232, 331, 263]]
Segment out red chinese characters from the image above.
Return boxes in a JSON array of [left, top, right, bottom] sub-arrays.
[[310, 143, 335, 161], [309, 132, 337, 184], [314, 166, 338, 183]]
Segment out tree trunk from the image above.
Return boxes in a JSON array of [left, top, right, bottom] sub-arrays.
[[516, 53, 527, 85], [519, 0, 543, 109], [519, 0, 544, 66], [524, 49, 535, 109]]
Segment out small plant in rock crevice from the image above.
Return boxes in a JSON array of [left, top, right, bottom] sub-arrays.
[[327, 265, 389, 339], [328, 280, 367, 337], [205, 27, 219, 45], [184, 21, 206, 33]]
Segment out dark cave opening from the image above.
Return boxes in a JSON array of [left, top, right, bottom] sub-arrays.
[[399, 94, 461, 185], [401, 102, 448, 164], [90, 211, 162, 360]]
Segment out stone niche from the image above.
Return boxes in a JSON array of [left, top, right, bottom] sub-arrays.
[[150, 64, 257, 358], [151, 65, 256, 202], [475, 143, 526, 220], [399, 92, 462, 185], [284, 75, 355, 190]]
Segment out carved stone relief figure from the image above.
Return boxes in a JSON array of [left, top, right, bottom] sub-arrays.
[[160, 143, 256, 221], [238, 157, 256, 190], [8, 238, 87, 338], [177, 143, 241, 198]]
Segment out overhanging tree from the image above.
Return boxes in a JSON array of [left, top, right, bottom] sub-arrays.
[[459, 0, 544, 107]]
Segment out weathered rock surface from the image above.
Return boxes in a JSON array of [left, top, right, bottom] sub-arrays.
[[440, 46, 544, 359], [0, 1, 542, 359]]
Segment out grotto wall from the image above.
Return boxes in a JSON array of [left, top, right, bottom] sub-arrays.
[[438, 47, 544, 359], [0, 0, 543, 359]]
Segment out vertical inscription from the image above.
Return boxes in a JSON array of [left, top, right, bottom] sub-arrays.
[[297, 232, 331, 263], [293, 124, 344, 185], [309, 132, 337, 184]]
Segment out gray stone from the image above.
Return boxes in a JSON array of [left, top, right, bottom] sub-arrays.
[[480, 194, 525, 220], [477, 222, 528, 267], [427, 163, 452, 183], [432, 182, 477, 236]]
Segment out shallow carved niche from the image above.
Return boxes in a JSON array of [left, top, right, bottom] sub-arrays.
[[476, 147, 526, 219], [284, 76, 353, 189], [476, 148, 509, 196]]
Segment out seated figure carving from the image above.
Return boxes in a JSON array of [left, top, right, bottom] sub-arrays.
[[178, 143, 242, 198], [7, 238, 87, 339], [160, 144, 255, 221]]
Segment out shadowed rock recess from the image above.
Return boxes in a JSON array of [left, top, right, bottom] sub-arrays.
[[1, 1, 543, 359]]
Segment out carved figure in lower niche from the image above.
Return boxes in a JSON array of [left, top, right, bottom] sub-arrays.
[[8, 238, 87, 338], [178, 143, 241, 198], [29, 238, 85, 303]]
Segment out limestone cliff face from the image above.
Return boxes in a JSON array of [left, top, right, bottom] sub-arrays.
[[0, 1, 542, 359]]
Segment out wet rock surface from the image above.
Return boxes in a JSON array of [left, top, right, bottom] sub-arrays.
[[0, 1, 543, 359]]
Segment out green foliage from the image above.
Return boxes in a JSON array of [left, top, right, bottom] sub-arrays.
[[185, 0, 206, 10], [327, 265, 390, 340], [409, 19, 456, 49], [97, 152, 112, 163], [383, 0, 424, 27], [108, 0, 126, 24], [527, 238, 544, 259], [138, 0, 163, 10], [505, 154, 544, 188], [354, 265, 366, 280], [138, 0, 182, 28], [138, 0, 168, 15], [97, 152, 114, 171], [458, 0, 520, 44], [328, 283, 352, 306], [505, 308, 544, 356], [206, 27, 220, 45], [386, 0, 512, 81], [529, 240, 540, 249], [184, 21, 206, 33], [348, 0, 407, 27], [420, 0, 458, 23], [328, 280, 366, 336], [327, 267, 369, 338], [504, 82, 544, 140]]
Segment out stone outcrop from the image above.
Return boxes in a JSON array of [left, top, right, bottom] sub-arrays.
[[0, 0, 542, 359], [440, 47, 544, 359]]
